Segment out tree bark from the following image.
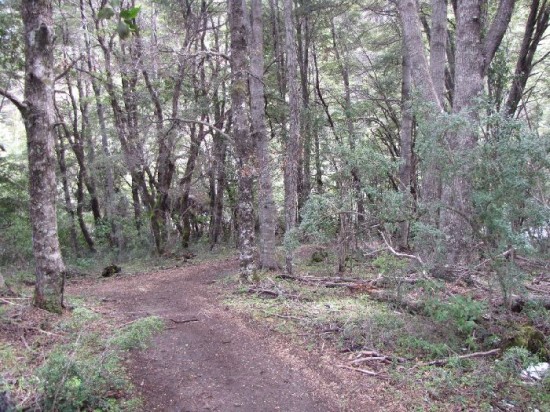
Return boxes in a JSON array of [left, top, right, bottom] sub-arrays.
[[55, 129, 79, 256], [250, 0, 278, 270], [422, 0, 447, 227], [505, 0, 549, 116], [397, 0, 443, 112], [229, 0, 257, 279], [440, 0, 485, 264], [398, 48, 414, 250], [22, 0, 65, 313], [283, 0, 301, 274]]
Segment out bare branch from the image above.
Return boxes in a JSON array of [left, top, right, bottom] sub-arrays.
[[379, 231, 425, 266], [55, 55, 84, 82], [0, 88, 26, 114]]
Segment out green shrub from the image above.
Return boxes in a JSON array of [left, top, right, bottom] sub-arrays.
[[39, 346, 127, 412], [39, 315, 163, 411], [500, 347, 540, 375], [425, 295, 487, 345]]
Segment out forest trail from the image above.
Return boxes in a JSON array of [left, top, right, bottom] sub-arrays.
[[70, 257, 371, 412]]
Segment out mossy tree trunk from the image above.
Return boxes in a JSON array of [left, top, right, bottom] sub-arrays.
[[22, 0, 65, 313]]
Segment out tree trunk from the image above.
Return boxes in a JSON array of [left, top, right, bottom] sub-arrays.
[[398, 48, 414, 250], [55, 129, 79, 256], [505, 0, 549, 116], [80, 0, 120, 248], [422, 0, 447, 228], [440, 0, 485, 264], [297, 9, 311, 212], [283, 0, 301, 274], [229, 0, 257, 279], [250, 0, 278, 270], [22, 0, 65, 313], [76, 168, 96, 252], [397, 0, 443, 112], [179, 125, 205, 249]]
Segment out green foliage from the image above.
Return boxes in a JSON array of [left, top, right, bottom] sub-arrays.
[[300, 193, 340, 241], [500, 347, 540, 375], [97, 7, 115, 20], [38, 314, 161, 411], [0, 153, 32, 265], [425, 296, 487, 343], [39, 346, 126, 412], [111, 316, 164, 351], [0, 0, 23, 80], [397, 335, 451, 359], [97, 2, 141, 39], [372, 253, 408, 276], [474, 111, 549, 255]]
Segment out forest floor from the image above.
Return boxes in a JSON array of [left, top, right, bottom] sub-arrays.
[[69, 256, 377, 411], [2, 248, 549, 411]]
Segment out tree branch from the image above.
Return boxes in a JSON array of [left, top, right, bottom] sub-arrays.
[[0, 88, 26, 114], [483, 0, 517, 75], [379, 231, 425, 266]]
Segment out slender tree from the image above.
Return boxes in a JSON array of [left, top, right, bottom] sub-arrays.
[[283, 0, 301, 274], [229, 0, 257, 278], [250, 0, 278, 270]]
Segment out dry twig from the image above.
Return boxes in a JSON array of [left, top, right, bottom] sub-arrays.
[[338, 364, 379, 376], [379, 232, 425, 266], [415, 349, 500, 367]]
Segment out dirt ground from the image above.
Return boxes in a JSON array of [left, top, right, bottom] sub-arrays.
[[70, 257, 379, 412]]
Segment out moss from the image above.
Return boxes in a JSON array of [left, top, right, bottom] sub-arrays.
[[503, 325, 549, 361]]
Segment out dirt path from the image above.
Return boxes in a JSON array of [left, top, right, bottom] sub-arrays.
[[71, 258, 373, 412]]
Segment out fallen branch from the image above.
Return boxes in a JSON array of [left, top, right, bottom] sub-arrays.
[[169, 318, 199, 324], [351, 350, 407, 364], [417, 348, 500, 367], [338, 364, 379, 376], [273, 314, 306, 322], [247, 286, 302, 300], [276, 274, 377, 290], [351, 356, 390, 364], [28, 327, 64, 337], [474, 249, 513, 270], [247, 288, 280, 298]]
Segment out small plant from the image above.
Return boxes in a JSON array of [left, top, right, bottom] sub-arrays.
[[111, 316, 164, 351], [425, 295, 487, 346], [499, 347, 540, 375], [38, 315, 163, 411], [39, 345, 127, 412], [372, 253, 409, 303]]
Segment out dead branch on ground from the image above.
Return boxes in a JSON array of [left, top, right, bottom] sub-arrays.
[[414, 348, 500, 367]]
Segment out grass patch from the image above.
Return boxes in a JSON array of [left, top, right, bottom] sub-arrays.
[[0, 298, 163, 411]]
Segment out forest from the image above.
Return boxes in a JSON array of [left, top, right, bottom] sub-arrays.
[[0, 0, 549, 410]]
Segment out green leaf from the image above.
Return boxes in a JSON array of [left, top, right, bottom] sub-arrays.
[[126, 21, 138, 32], [120, 6, 141, 20], [116, 21, 130, 39], [97, 7, 115, 20]]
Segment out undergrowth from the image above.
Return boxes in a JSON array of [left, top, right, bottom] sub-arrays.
[[0, 302, 163, 411], [224, 247, 550, 411]]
